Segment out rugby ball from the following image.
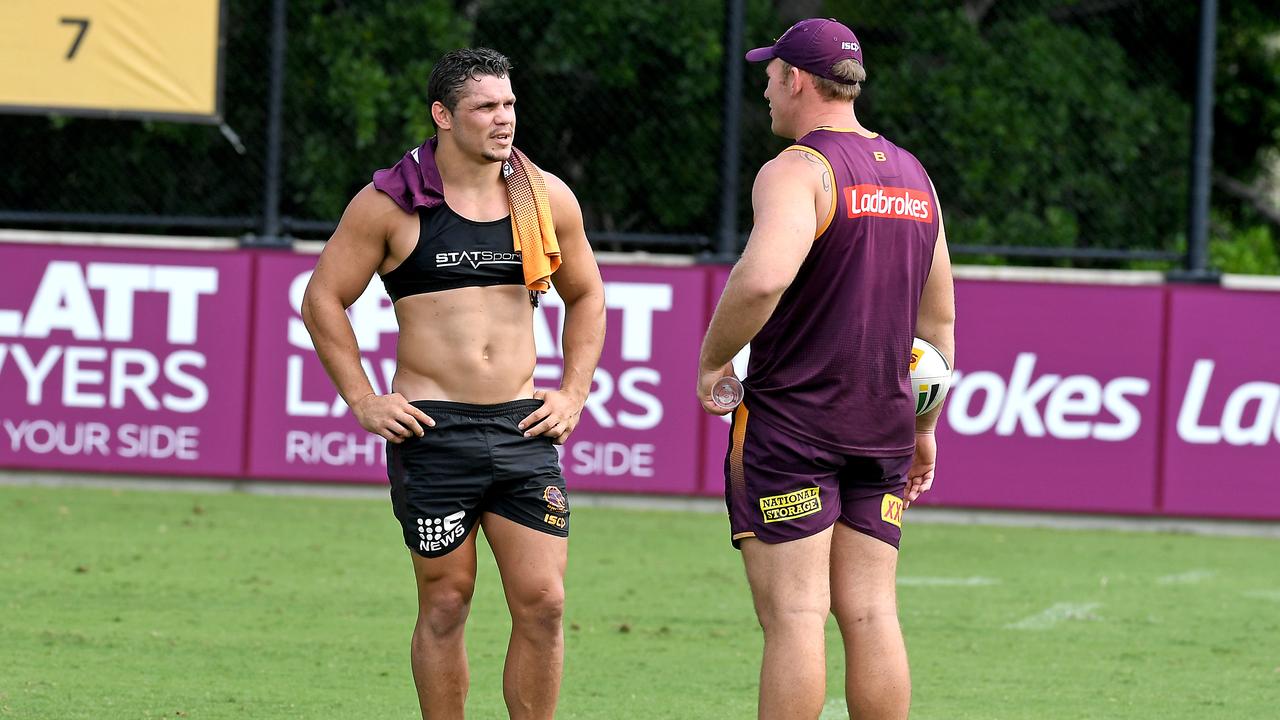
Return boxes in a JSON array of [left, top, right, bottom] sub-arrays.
[[910, 337, 951, 416]]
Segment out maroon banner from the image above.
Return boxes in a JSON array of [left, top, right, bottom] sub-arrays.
[[4, 238, 1280, 522], [919, 281, 1165, 513], [547, 265, 706, 494], [1161, 286, 1280, 519], [700, 275, 1168, 513], [0, 244, 252, 476], [246, 253, 388, 482]]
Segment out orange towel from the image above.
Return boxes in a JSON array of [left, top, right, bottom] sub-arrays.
[[503, 149, 561, 292]]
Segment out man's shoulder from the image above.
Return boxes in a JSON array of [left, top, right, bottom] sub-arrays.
[[338, 183, 417, 241], [756, 147, 826, 187]]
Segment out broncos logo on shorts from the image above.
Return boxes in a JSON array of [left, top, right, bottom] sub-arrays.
[[543, 486, 568, 513]]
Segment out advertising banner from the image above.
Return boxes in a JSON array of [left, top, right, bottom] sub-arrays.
[[246, 255, 706, 494], [245, 254, 390, 483], [4, 239, 1278, 522], [1161, 287, 1280, 518], [0, 0, 223, 121], [0, 244, 251, 476], [700, 277, 1167, 513], [548, 265, 706, 494], [920, 281, 1166, 513]]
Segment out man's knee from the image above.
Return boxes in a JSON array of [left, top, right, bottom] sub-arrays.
[[755, 603, 829, 635], [832, 598, 898, 627], [510, 584, 565, 635], [418, 586, 473, 638]]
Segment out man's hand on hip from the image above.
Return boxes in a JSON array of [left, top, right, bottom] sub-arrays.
[[352, 393, 435, 443], [519, 389, 584, 445]]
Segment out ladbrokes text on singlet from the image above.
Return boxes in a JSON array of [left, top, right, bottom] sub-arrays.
[[845, 184, 932, 222]]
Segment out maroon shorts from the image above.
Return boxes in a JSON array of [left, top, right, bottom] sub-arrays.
[[724, 403, 911, 549]]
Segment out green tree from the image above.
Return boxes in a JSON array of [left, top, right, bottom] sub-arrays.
[[1, 0, 1276, 274], [282, 0, 470, 220]]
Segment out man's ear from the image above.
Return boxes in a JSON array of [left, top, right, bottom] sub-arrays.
[[431, 101, 452, 130], [789, 67, 809, 96]]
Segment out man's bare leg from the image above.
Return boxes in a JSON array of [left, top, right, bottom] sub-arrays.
[[481, 513, 568, 720], [409, 530, 479, 720], [830, 523, 910, 719], [741, 526, 834, 720]]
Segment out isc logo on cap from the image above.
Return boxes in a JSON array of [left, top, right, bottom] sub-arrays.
[[842, 41, 860, 51]]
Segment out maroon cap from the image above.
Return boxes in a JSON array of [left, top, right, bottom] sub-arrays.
[[745, 18, 863, 83]]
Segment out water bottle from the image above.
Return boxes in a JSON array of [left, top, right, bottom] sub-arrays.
[[712, 376, 744, 410]]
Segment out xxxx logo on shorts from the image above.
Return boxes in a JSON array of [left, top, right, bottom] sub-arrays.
[[881, 494, 904, 528], [758, 487, 821, 523], [543, 486, 568, 513]]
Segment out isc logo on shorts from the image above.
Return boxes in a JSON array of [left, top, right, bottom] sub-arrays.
[[759, 487, 822, 523], [881, 494, 903, 527]]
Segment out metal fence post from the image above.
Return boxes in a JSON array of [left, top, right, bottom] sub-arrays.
[[714, 0, 746, 260], [251, 0, 289, 248], [1170, 0, 1221, 283]]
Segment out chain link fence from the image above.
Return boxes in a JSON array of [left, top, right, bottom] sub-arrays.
[[0, 0, 272, 234], [2, 0, 1260, 268], [825, 0, 1197, 264]]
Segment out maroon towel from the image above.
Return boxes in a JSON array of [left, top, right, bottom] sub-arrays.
[[371, 137, 445, 213]]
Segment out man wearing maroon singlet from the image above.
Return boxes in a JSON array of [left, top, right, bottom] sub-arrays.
[[697, 18, 956, 720]]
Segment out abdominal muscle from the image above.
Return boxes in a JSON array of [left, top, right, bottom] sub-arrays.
[[390, 284, 538, 404]]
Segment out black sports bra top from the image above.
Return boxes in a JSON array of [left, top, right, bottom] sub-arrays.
[[380, 204, 524, 302]]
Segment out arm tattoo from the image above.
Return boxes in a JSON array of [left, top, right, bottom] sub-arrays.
[[796, 152, 832, 194]]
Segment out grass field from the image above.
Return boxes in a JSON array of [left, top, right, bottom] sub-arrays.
[[2, 484, 1278, 719]]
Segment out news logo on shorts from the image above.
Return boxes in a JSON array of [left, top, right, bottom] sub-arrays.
[[759, 487, 822, 523], [417, 511, 466, 553]]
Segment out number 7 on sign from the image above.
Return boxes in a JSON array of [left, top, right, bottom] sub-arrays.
[[60, 17, 90, 60]]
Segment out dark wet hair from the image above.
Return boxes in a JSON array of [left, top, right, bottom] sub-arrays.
[[427, 47, 513, 111]]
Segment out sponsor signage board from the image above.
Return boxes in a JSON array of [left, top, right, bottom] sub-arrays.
[[0, 244, 251, 475]]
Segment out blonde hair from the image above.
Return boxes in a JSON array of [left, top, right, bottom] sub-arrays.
[[781, 59, 865, 102]]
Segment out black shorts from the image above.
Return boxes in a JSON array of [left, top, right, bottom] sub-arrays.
[[387, 399, 569, 558]]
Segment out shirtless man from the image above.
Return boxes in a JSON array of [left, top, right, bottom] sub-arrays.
[[301, 47, 605, 720]]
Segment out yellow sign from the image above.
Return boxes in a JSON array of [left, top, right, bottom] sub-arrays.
[[0, 0, 223, 121]]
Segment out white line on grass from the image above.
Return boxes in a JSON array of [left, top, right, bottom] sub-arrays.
[[1005, 602, 1102, 630], [820, 698, 848, 719], [1244, 590, 1280, 602], [1157, 569, 1217, 585], [898, 576, 999, 586]]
